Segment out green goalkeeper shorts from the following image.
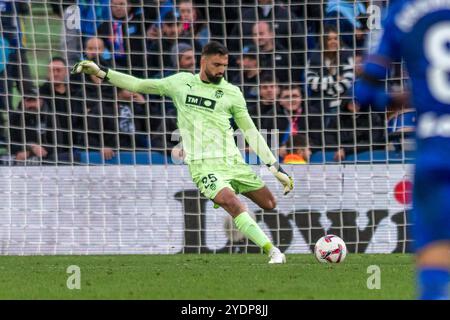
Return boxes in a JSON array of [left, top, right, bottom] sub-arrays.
[[188, 157, 265, 200]]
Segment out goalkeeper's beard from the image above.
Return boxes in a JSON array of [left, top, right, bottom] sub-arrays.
[[204, 69, 223, 84]]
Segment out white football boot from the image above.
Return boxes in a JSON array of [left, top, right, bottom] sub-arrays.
[[268, 247, 286, 264]]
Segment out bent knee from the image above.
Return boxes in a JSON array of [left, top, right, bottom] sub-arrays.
[[214, 190, 246, 215], [262, 198, 277, 211]]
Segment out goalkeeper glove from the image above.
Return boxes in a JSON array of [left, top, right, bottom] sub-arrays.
[[268, 162, 294, 195], [71, 60, 108, 80]]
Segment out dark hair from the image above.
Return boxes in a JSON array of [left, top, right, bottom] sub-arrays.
[[323, 25, 341, 49], [324, 24, 338, 36], [280, 85, 302, 95], [51, 56, 67, 66], [287, 133, 309, 151], [259, 71, 278, 85], [201, 41, 229, 56], [162, 10, 178, 24]]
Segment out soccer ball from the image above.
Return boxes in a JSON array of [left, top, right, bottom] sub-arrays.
[[314, 235, 347, 263]]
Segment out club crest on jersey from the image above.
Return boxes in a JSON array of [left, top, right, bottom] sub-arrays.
[[215, 89, 224, 99], [185, 94, 216, 110]]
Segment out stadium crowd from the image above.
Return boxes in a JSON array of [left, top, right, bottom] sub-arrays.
[[0, 0, 412, 165]]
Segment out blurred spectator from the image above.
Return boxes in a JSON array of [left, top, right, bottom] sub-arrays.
[[0, 32, 11, 111], [250, 21, 301, 85], [132, 0, 156, 31], [334, 100, 386, 162], [9, 95, 51, 164], [60, 0, 111, 67], [65, 37, 113, 160], [70, 36, 115, 109], [0, 32, 10, 152], [229, 0, 306, 67], [69, 38, 117, 160], [279, 85, 307, 136], [306, 25, 355, 153], [283, 133, 311, 164], [231, 48, 259, 110], [324, 0, 368, 48], [71, 94, 116, 161], [145, 0, 176, 41], [157, 0, 175, 20], [83, 36, 111, 68], [97, 0, 146, 76], [0, 0, 37, 109], [307, 26, 354, 104], [177, 0, 209, 47], [206, 0, 240, 45], [249, 72, 289, 149], [277, 85, 312, 159], [102, 88, 150, 153], [147, 10, 201, 77], [147, 10, 180, 77], [38, 57, 81, 163], [291, 0, 324, 49], [169, 42, 195, 74], [151, 100, 177, 156]]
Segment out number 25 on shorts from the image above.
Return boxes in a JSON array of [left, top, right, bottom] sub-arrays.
[[201, 173, 218, 189]]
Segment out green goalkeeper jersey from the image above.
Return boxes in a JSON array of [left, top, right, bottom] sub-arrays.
[[106, 70, 277, 165]]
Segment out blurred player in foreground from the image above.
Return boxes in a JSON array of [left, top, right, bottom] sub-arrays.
[[355, 0, 450, 299], [72, 41, 293, 264]]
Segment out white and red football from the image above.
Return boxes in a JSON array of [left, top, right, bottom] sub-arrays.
[[314, 235, 347, 263]]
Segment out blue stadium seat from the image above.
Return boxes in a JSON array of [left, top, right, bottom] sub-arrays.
[[78, 151, 170, 165], [346, 150, 416, 164], [389, 150, 416, 164], [346, 150, 387, 163], [309, 151, 336, 164]]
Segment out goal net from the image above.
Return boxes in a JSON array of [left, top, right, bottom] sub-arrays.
[[0, 0, 413, 255]]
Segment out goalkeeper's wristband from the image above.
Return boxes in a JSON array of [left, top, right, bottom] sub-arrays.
[[98, 67, 109, 81], [267, 162, 287, 174]]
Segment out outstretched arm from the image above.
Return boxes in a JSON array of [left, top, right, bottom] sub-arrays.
[[354, 53, 410, 112], [71, 60, 165, 95], [106, 69, 165, 95], [354, 55, 392, 111], [234, 112, 294, 195]]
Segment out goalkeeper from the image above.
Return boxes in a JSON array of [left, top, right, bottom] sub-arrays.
[[72, 41, 293, 264]]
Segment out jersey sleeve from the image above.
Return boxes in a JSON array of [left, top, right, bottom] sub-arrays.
[[106, 70, 189, 99], [231, 90, 277, 165], [157, 72, 192, 98], [230, 90, 250, 119]]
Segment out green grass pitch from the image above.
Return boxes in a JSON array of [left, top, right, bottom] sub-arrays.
[[0, 254, 414, 300]]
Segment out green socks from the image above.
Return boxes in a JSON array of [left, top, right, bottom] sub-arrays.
[[233, 212, 274, 254]]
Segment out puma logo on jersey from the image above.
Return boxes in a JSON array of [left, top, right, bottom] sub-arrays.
[[186, 83, 192, 89]]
